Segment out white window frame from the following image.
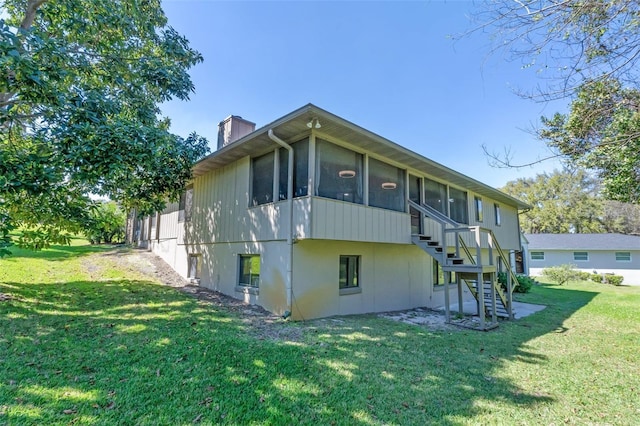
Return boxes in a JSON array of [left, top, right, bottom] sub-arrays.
[[530, 251, 545, 261], [615, 251, 631, 262], [573, 251, 589, 262]]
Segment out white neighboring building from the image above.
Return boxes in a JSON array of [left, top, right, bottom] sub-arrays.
[[524, 233, 640, 285]]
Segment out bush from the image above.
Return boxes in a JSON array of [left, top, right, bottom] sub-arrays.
[[542, 264, 579, 285], [497, 272, 535, 293], [83, 201, 126, 244], [590, 274, 603, 283], [604, 274, 624, 286], [577, 271, 591, 281]]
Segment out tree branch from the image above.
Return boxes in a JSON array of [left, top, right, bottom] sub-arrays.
[[20, 0, 49, 30]]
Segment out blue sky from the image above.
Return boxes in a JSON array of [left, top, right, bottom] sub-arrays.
[[160, 0, 566, 188]]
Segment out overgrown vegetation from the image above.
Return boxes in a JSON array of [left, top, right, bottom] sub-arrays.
[[497, 272, 535, 293], [2, 244, 639, 424]]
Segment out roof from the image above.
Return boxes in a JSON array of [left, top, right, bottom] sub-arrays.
[[193, 103, 530, 210], [525, 233, 640, 251]]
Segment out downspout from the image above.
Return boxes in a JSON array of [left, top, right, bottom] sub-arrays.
[[267, 129, 294, 318]]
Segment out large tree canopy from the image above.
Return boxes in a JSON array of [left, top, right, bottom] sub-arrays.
[[501, 168, 640, 234], [1, 0, 209, 254], [501, 168, 604, 234], [477, 1, 640, 203]]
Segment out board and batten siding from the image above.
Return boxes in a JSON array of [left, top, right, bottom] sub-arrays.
[[186, 156, 311, 245], [310, 197, 410, 243]]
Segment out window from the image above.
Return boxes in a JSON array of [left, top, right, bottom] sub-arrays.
[[238, 255, 260, 287], [424, 178, 447, 215], [573, 251, 589, 261], [316, 140, 363, 204], [178, 185, 193, 222], [251, 152, 275, 206], [368, 158, 405, 212], [433, 258, 456, 286], [449, 187, 468, 224], [494, 203, 501, 226], [278, 139, 309, 200], [339, 255, 360, 293], [615, 252, 631, 262], [530, 251, 545, 260], [188, 254, 201, 281], [474, 196, 483, 222]]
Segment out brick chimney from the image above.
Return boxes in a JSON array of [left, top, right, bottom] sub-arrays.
[[217, 115, 256, 149]]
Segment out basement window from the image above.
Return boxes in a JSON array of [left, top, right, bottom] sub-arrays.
[[238, 255, 260, 288], [339, 255, 361, 295]]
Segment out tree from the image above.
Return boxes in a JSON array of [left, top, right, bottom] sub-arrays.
[[542, 264, 579, 286], [475, 1, 640, 203], [539, 79, 640, 203], [83, 201, 126, 244], [474, 1, 640, 101], [0, 0, 209, 254], [501, 168, 604, 234], [602, 200, 640, 235]]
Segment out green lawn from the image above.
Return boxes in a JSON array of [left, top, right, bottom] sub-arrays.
[[1, 244, 639, 425]]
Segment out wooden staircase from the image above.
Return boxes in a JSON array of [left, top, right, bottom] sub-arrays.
[[409, 200, 518, 330]]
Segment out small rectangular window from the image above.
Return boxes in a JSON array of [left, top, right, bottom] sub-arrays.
[[573, 251, 589, 261], [494, 203, 501, 226], [239, 255, 260, 287], [615, 252, 631, 262], [474, 196, 483, 222], [188, 254, 201, 281], [433, 258, 456, 286], [530, 251, 545, 260], [339, 255, 360, 293]]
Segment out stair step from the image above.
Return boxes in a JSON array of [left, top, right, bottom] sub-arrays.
[[427, 241, 439, 246], [446, 253, 456, 258], [418, 235, 432, 241], [450, 258, 464, 265]]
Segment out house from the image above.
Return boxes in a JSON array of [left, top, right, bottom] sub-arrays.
[[130, 104, 529, 328], [524, 233, 640, 285]]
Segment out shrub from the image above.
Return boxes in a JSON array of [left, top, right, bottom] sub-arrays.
[[542, 264, 579, 285], [577, 271, 591, 281], [590, 274, 603, 283], [604, 274, 624, 286], [83, 201, 126, 244], [497, 272, 535, 293], [514, 274, 535, 293]]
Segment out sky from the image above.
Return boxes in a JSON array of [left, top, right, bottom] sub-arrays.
[[160, 0, 567, 189]]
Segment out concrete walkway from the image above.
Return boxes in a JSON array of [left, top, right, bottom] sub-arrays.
[[441, 300, 546, 319]]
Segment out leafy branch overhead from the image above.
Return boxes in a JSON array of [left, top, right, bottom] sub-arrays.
[[0, 0, 209, 253], [475, 1, 640, 203]]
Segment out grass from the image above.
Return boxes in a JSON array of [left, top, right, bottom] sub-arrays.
[[1, 244, 639, 425]]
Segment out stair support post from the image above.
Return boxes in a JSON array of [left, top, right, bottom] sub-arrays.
[[457, 274, 464, 317], [506, 261, 514, 320], [490, 272, 497, 324], [477, 271, 485, 329], [444, 271, 451, 322]]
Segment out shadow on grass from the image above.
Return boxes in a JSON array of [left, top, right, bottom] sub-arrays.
[[0, 270, 599, 425]]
